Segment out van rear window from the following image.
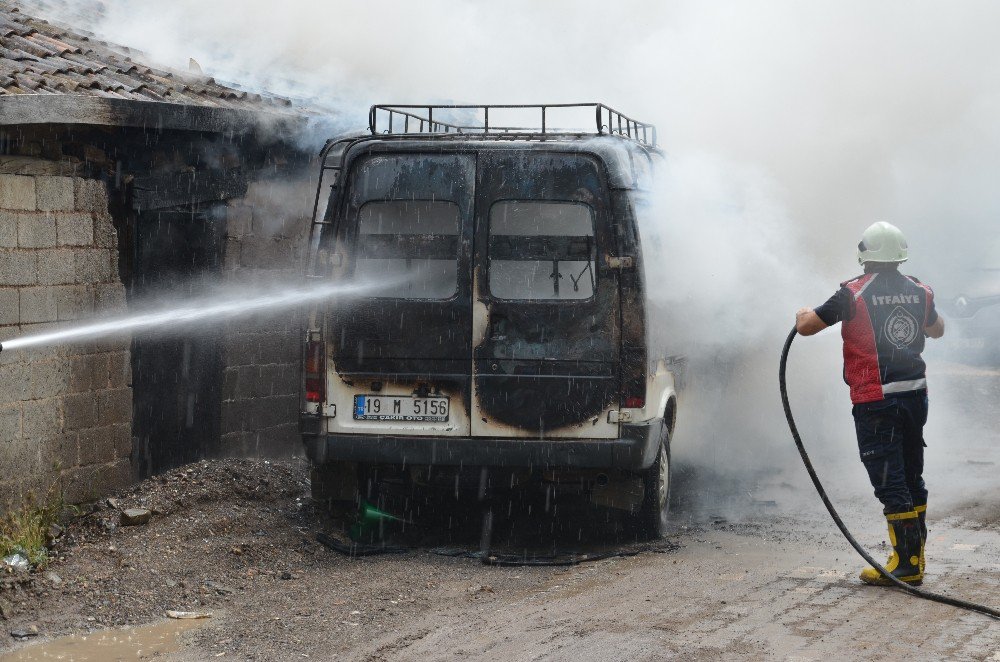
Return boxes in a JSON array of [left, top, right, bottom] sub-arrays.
[[488, 201, 596, 300], [354, 200, 460, 299]]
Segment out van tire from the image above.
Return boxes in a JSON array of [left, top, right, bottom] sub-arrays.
[[636, 431, 671, 539]]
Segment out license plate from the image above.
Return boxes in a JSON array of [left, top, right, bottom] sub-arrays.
[[353, 395, 450, 422]]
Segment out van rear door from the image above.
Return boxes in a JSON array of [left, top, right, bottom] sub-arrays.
[[325, 152, 475, 437], [472, 151, 621, 439]]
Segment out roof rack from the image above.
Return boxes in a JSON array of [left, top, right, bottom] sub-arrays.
[[368, 103, 657, 148]]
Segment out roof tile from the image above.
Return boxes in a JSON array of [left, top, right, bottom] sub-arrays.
[[0, 4, 293, 112]]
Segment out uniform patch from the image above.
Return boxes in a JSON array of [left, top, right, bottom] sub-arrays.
[[884, 306, 919, 349]]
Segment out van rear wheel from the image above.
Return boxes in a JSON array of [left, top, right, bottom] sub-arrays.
[[636, 433, 671, 539]]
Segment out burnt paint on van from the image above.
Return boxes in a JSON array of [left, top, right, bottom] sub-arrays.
[[472, 150, 620, 435]]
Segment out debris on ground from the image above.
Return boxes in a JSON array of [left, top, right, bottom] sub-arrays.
[[1, 555, 29, 574], [166, 610, 212, 620], [119, 508, 152, 527], [9, 624, 38, 640]]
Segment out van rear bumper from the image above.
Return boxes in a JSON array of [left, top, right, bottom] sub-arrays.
[[300, 418, 662, 471]]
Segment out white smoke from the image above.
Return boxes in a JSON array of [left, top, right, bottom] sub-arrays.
[[33, 0, 998, 277]]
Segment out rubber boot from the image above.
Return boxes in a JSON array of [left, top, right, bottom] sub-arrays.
[[914, 503, 927, 575], [859, 510, 923, 586]]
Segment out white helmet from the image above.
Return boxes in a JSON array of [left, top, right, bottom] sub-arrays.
[[857, 221, 908, 266]]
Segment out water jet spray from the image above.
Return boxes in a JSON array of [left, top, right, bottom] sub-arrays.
[[0, 278, 399, 353]]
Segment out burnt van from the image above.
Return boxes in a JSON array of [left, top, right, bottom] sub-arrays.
[[301, 104, 682, 537]]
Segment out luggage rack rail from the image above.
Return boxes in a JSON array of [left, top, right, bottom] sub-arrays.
[[368, 103, 657, 148]]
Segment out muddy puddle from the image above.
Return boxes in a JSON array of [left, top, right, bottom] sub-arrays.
[[0, 618, 208, 661]]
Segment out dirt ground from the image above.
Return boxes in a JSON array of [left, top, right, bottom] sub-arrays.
[[0, 449, 997, 661]]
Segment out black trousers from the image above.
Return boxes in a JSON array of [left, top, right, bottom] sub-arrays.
[[852, 391, 929, 514]]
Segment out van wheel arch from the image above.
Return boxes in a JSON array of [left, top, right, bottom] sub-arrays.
[[664, 397, 677, 437]]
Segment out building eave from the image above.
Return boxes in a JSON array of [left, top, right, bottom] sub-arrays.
[[0, 94, 304, 136]]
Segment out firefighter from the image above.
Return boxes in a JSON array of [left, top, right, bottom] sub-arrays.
[[795, 221, 945, 585]]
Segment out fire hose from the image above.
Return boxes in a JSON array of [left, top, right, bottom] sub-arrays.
[[779, 327, 1000, 619]]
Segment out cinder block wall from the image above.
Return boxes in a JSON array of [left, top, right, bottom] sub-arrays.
[[0, 163, 132, 508], [220, 175, 312, 457]]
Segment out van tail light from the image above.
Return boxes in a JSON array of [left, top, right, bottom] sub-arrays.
[[621, 349, 646, 411], [305, 377, 324, 403], [304, 337, 325, 404]]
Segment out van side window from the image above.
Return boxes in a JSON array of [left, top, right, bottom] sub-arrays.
[[488, 201, 596, 300], [354, 200, 460, 299]]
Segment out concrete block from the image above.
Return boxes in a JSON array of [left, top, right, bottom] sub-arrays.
[[67, 459, 131, 498], [110, 423, 131, 460], [250, 422, 298, 458], [21, 397, 62, 440], [78, 425, 115, 466], [73, 178, 108, 213], [62, 392, 98, 432], [54, 284, 94, 321], [2, 437, 38, 478], [94, 282, 126, 313], [0, 175, 37, 211], [0, 403, 21, 443], [0, 362, 32, 403], [35, 176, 75, 212], [96, 388, 131, 425], [20, 468, 62, 505], [61, 464, 103, 503], [102, 458, 134, 493], [93, 211, 117, 249], [29, 360, 68, 400], [219, 430, 252, 457], [254, 331, 299, 364], [223, 334, 257, 366], [221, 399, 251, 433], [75, 335, 129, 356], [74, 249, 111, 284], [221, 366, 241, 400], [18, 286, 58, 324], [253, 394, 297, 429], [0, 287, 18, 325], [17, 213, 57, 248], [68, 353, 107, 393], [258, 363, 299, 398], [224, 364, 259, 400], [55, 213, 93, 246], [38, 433, 78, 472], [0, 250, 38, 286], [0, 211, 17, 247], [36, 248, 76, 285], [107, 351, 130, 388]]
